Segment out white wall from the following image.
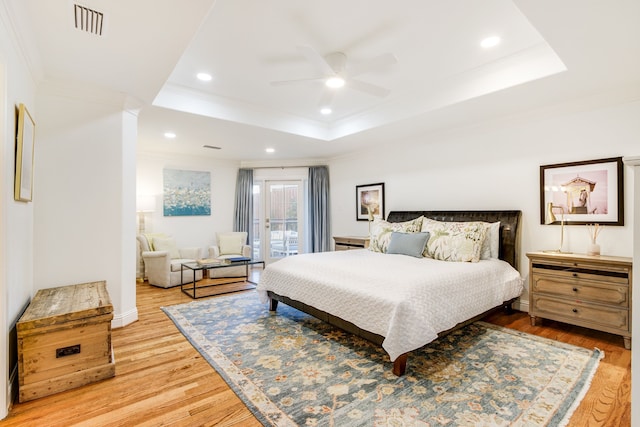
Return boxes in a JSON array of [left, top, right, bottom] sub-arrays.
[[136, 152, 240, 252], [33, 83, 138, 328], [0, 3, 36, 417], [330, 99, 638, 308]]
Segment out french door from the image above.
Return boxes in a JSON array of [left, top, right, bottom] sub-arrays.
[[262, 181, 303, 264]]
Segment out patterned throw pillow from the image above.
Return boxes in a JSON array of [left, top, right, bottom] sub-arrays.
[[368, 217, 424, 253], [421, 218, 489, 262]]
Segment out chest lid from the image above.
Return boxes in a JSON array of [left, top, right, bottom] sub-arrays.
[[17, 281, 113, 332]]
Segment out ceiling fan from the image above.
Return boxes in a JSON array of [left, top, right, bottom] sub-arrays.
[[270, 45, 397, 109]]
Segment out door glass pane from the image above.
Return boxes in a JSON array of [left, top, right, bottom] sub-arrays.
[[269, 183, 299, 258]]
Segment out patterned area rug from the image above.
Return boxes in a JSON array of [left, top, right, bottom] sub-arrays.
[[162, 292, 602, 426]]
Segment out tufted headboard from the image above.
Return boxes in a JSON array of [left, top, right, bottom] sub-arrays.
[[386, 210, 522, 270]]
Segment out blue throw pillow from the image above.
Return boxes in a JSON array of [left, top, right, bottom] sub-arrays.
[[386, 232, 430, 258]]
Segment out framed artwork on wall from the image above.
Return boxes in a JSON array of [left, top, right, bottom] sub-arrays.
[[356, 182, 385, 221], [540, 157, 624, 225], [14, 103, 35, 202], [163, 168, 211, 216]]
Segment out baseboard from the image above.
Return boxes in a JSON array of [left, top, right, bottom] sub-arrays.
[[513, 299, 529, 313], [111, 307, 138, 329]]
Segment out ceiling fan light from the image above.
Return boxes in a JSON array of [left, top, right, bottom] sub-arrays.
[[325, 76, 345, 88]]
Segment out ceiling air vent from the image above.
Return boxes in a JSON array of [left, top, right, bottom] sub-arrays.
[[74, 4, 104, 36]]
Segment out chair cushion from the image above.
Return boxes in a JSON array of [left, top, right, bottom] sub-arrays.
[[140, 233, 168, 251], [153, 237, 181, 259], [217, 232, 247, 255]]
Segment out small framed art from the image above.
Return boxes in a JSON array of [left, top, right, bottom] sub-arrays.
[[540, 157, 624, 225], [15, 103, 35, 202], [356, 182, 385, 221]]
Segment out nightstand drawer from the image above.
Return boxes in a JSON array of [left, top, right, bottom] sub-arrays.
[[531, 276, 629, 307], [333, 236, 369, 250], [531, 263, 629, 285], [531, 295, 630, 333]]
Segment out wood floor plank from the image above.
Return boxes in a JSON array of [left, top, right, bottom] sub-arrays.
[[0, 273, 630, 426]]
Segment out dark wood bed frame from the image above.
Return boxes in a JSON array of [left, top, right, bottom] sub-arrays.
[[267, 210, 522, 376]]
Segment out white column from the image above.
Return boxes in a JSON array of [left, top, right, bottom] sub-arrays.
[[622, 155, 639, 427]]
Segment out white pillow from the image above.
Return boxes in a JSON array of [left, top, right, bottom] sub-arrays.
[[480, 222, 500, 260], [218, 234, 244, 255], [152, 237, 181, 259]]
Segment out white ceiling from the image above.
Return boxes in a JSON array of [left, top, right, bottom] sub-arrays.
[[5, 0, 640, 162]]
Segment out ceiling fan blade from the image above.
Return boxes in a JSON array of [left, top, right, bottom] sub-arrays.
[[348, 79, 391, 97], [297, 45, 335, 76], [348, 53, 398, 78], [270, 77, 324, 86]]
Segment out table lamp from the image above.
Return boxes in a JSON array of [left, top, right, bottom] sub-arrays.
[[544, 202, 571, 253]]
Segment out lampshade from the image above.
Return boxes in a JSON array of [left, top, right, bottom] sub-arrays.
[[543, 202, 571, 254], [136, 195, 155, 213], [545, 202, 557, 225], [367, 204, 374, 222]]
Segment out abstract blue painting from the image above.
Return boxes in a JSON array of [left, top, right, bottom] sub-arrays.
[[163, 169, 211, 216]]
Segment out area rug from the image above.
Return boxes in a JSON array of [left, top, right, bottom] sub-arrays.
[[162, 292, 603, 427]]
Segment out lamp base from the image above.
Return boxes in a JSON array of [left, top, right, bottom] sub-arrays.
[[542, 249, 573, 254]]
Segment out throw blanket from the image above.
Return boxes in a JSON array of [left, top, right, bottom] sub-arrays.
[[257, 249, 523, 361]]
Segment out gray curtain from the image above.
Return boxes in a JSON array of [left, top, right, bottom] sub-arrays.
[[308, 166, 331, 252], [233, 169, 253, 247]]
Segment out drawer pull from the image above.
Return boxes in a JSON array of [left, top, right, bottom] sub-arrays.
[[572, 308, 578, 313], [572, 287, 578, 292], [572, 273, 578, 278]]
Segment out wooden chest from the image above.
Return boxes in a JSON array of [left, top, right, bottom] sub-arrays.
[[17, 281, 115, 402]]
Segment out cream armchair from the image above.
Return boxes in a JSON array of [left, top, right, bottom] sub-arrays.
[[137, 234, 203, 288], [208, 232, 252, 278]]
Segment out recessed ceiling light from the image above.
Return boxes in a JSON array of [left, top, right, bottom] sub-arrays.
[[265, 148, 275, 153], [320, 107, 332, 115], [480, 36, 501, 49], [164, 132, 176, 139], [196, 72, 212, 81], [325, 76, 345, 88]]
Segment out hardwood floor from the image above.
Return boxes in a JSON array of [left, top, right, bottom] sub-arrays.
[[1, 272, 631, 426]]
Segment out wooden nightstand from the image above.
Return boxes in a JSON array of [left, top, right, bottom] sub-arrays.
[[527, 251, 632, 349], [333, 236, 370, 251]]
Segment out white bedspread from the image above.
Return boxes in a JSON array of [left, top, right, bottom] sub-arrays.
[[257, 249, 523, 361]]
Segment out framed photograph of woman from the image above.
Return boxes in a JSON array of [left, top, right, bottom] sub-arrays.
[[356, 183, 385, 221]]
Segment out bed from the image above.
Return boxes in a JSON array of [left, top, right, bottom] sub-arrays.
[[257, 210, 523, 375]]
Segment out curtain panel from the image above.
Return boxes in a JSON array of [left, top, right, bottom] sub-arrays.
[[233, 168, 253, 247], [308, 166, 331, 252]]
